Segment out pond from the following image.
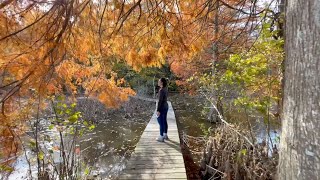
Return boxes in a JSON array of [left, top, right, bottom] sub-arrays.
[[4, 97, 155, 180], [170, 93, 281, 179]]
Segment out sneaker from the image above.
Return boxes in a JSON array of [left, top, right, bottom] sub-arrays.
[[156, 136, 164, 142], [163, 133, 169, 140]]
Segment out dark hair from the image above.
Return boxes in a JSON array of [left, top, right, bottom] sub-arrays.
[[160, 78, 167, 87]]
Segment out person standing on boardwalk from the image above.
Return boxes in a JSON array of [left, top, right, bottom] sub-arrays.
[[156, 78, 169, 142]]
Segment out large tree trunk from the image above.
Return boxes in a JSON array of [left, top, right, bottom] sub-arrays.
[[278, 0, 320, 179]]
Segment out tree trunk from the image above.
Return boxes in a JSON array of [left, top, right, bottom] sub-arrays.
[[212, 0, 219, 76], [278, 0, 285, 15], [278, 0, 320, 179], [208, 0, 222, 123], [153, 76, 156, 98]]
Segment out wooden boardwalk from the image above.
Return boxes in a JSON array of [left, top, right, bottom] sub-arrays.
[[118, 101, 187, 179]]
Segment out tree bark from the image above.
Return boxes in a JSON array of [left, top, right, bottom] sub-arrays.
[[278, 0, 320, 179], [212, 0, 219, 76], [278, 0, 285, 15], [208, 0, 221, 123]]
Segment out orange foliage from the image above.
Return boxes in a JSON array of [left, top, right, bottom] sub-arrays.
[[0, 0, 260, 165], [167, 0, 255, 88]]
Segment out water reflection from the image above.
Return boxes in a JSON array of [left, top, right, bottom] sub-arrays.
[[170, 93, 281, 161], [79, 117, 147, 178], [6, 98, 155, 179]]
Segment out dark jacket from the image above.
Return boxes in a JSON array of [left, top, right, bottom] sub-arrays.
[[157, 87, 168, 112]]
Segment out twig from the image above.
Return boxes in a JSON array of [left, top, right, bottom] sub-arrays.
[[200, 91, 254, 146]]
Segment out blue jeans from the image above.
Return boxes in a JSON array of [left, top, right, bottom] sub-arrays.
[[157, 108, 168, 136]]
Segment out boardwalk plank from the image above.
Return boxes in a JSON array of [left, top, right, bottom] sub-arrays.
[[124, 168, 186, 174], [118, 101, 187, 180], [119, 172, 187, 179], [125, 164, 185, 169]]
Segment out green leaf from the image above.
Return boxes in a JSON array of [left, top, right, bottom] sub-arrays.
[[240, 149, 247, 156], [71, 103, 76, 108], [49, 149, 54, 154], [84, 167, 90, 175], [57, 109, 63, 115], [29, 140, 36, 148], [57, 102, 63, 107], [69, 127, 75, 135], [65, 109, 71, 115], [49, 124, 54, 130], [57, 96, 64, 101], [83, 121, 88, 126], [89, 125, 95, 131], [79, 129, 85, 136], [68, 114, 78, 123], [39, 152, 44, 160]]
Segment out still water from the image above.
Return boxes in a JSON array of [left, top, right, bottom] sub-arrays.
[[6, 98, 155, 179], [170, 94, 281, 163]]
